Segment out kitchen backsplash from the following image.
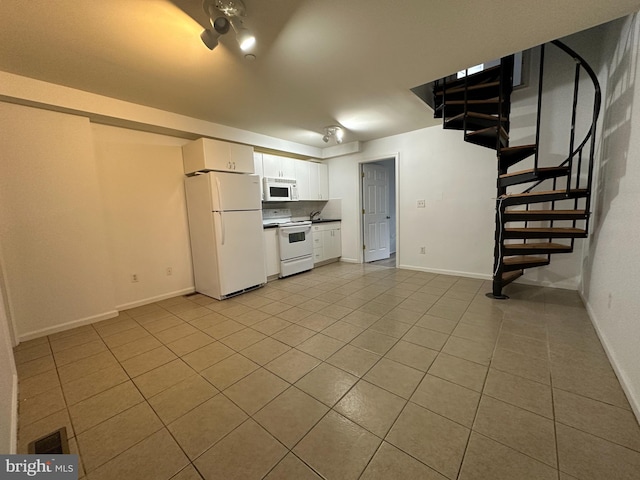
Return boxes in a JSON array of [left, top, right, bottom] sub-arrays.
[[262, 199, 342, 221]]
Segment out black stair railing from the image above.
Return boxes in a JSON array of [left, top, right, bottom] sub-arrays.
[[489, 39, 601, 298]]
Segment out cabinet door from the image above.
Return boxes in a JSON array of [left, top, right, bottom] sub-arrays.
[[324, 223, 341, 259], [318, 163, 329, 200], [312, 226, 324, 264], [183, 138, 254, 174], [183, 138, 231, 174], [281, 157, 296, 179], [329, 226, 342, 259], [262, 154, 281, 178], [308, 162, 320, 200], [263, 229, 280, 277], [295, 160, 311, 200], [229, 143, 255, 173], [262, 154, 296, 179]]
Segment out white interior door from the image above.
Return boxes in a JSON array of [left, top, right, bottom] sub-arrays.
[[362, 163, 390, 262]]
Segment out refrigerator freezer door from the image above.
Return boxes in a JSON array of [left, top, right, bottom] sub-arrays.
[[213, 209, 266, 297], [208, 172, 261, 211]]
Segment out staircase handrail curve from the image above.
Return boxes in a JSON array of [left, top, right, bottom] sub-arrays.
[[520, 40, 601, 195]]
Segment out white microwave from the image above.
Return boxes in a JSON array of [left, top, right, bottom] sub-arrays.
[[263, 177, 299, 202]]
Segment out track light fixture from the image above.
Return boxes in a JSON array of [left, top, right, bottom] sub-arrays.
[[200, 16, 230, 50], [200, 0, 256, 54], [322, 125, 344, 144]]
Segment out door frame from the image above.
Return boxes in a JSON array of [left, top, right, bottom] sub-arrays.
[[359, 154, 399, 266]]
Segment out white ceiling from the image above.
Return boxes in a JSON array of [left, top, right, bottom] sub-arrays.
[[1, 0, 639, 148]]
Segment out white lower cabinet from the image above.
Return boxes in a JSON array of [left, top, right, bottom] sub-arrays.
[[263, 228, 280, 278], [312, 222, 341, 264]]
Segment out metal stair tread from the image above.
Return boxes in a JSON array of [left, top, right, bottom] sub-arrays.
[[466, 126, 508, 138], [503, 227, 588, 239], [500, 188, 588, 199], [504, 209, 586, 216], [499, 166, 568, 178], [504, 227, 586, 234], [445, 97, 499, 105], [501, 144, 536, 153], [501, 270, 523, 285], [503, 255, 550, 265], [447, 112, 506, 122], [503, 242, 572, 250]]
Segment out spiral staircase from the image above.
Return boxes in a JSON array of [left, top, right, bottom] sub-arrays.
[[415, 41, 601, 298]]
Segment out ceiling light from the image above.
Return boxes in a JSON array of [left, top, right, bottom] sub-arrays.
[[229, 17, 256, 52], [202, 0, 256, 55], [322, 126, 344, 144]]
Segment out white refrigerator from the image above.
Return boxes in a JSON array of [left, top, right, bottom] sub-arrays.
[[185, 172, 266, 300]]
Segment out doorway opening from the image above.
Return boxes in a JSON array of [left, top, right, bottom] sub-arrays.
[[360, 157, 397, 266]]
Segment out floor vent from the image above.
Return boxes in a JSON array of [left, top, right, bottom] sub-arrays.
[[28, 427, 70, 455]]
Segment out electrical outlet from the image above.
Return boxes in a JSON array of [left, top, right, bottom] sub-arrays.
[[166, 267, 173, 276], [419, 246, 426, 254], [417, 199, 426, 208], [131, 274, 139, 283]]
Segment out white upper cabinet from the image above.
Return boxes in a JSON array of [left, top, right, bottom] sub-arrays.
[[295, 160, 311, 200], [299, 160, 329, 201], [253, 153, 329, 201], [310, 162, 322, 200], [318, 163, 329, 200], [182, 138, 254, 175], [262, 154, 295, 179]]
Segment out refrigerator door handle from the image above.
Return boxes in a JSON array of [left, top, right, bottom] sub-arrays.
[[215, 176, 223, 211], [219, 211, 226, 245]]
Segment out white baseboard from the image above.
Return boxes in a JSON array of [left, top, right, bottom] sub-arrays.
[[514, 276, 579, 291], [398, 264, 492, 281], [18, 310, 119, 342], [115, 287, 195, 311], [339, 258, 359, 264], [579, 291, 640, 423], [16, 288, 196, 343], [11, 372, 18, 454]]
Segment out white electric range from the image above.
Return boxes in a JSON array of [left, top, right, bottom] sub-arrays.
[[262, 209, 314, 278]]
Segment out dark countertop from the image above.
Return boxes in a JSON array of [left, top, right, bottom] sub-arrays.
[[311, 219, 341, 224], [263, 219, 341, 229]]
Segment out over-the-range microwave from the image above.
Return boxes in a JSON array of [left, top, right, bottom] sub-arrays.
[[263, 177, 299, 202]]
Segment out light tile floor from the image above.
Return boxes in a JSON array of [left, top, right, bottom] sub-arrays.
[[14, 262, 640, 480]]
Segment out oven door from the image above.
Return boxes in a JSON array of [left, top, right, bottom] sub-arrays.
[[278, 224, 313, 261]]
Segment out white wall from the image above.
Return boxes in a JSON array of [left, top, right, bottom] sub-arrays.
[[0, 265, 17, 454], [0, 104, 203, 341], [328, 127, 496, 278], [0, 104, 117, 340], [92, 125, 194, 309], [581, 13, 640, 418]]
